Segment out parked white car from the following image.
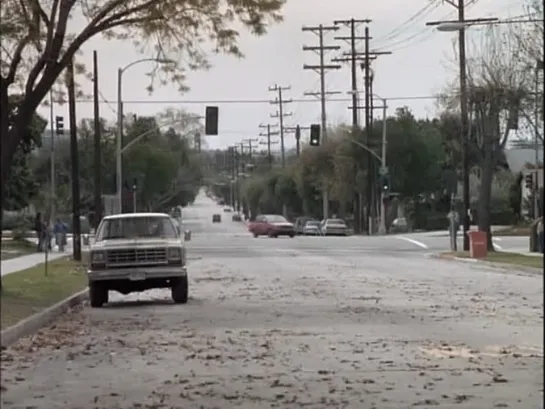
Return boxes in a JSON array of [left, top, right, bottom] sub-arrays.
[[320, 218, 348, 236], [303, 220, 321, 235], [87, 212, 189, 307]]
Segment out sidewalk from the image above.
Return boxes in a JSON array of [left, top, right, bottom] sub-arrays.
[[1, 251, 69, 277], [1, 236, 91, 277]]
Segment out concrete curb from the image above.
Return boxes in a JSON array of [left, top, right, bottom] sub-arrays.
[[0, 288, 89, 348], [431, 254, 543, 275]]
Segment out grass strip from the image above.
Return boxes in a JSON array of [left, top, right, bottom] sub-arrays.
[[493, 226, 531, 237], [442, 251, 543, 269], [1, 239, 36, 261], [0, 258, 88, 330]]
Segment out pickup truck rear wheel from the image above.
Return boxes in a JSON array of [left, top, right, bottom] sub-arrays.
[[172, 276, 188, 304], [89, 282, 108, 308]]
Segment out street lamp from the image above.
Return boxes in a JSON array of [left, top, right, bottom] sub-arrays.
[[429, 15, 541, 247], [426, 17, 476, 251], [116, 58, 174, 213]]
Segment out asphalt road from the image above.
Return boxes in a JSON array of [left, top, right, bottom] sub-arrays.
[[1, 192, 543, 409]]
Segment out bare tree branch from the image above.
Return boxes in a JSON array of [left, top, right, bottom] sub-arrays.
[[6, 35, 32, 85]]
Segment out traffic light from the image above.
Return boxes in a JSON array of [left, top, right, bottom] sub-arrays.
[[381, 174, 391, 192], [194, 133, 201, 152], [132, 178, 137, 191], [55, 116, 64, 135], [205, 106, 218, 135], [309, 124, 320, 146], [524, 173, 533, 190]]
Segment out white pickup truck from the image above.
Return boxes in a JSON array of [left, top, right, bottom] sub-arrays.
[[88, 212, 189, 307]]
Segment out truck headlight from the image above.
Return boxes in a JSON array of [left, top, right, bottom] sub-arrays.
[[168, 247, 182, 260], [91, 251, 105, 265]]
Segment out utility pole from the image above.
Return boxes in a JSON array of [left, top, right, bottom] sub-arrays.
[[242, 138, 258, 161], [295, 125, 301, 157], [333, 18, 370, 234], [92, 50, 102, 230], [424, 1, 470, 250], [269, 84, 292, 168], [284, 125, 311, 158], [67, 59, 82, 261], [303, 24, 342, 220], [378, 98, 388, 235], [333, 19, 391, 234], [236, 145, 243, 213], [228, 147, 235, 208], [259, 124, 279, 169], [456, 0, 471, 251]]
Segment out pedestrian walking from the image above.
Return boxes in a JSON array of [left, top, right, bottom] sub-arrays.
[[447, 208, 460, 251], [53, 218, 68, 252], [43, 219, 53, 251]]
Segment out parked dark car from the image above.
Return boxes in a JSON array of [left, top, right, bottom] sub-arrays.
[[294, 216, 316, 235], [232, 213, 242, 222], [248, 214, 295, 238], [212, 214, 221, 223]]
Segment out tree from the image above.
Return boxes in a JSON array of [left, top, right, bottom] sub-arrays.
[[29, 109, 204, 216], [510, 0, 544, 144], [227, 107, 449, 229], [438, 24, 532, 250], [0, 0, 285, 226]]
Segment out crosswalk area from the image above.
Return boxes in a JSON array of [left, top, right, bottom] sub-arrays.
[[185, 234, 417, 259]]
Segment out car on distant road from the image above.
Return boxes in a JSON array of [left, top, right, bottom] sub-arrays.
[[303, 220, 321, 236], [390, 217, 409, 233], [320, 218, 348, 236], [294, 216, 316, 235], [232, 213, 242, 222], [248, 214, 295, 238], [212, 214, 221, 223], [87, 212, 189, 308], [223, 207, 232, 212]]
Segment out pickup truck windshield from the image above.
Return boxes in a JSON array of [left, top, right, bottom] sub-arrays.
[[96, 217, 178, 241]]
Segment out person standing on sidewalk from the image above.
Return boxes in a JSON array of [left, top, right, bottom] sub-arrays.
[[537, 216, 544, 254], [34, 212, 44, 252]]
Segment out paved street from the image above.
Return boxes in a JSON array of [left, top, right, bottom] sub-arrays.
[[1, 193, 543, 408]]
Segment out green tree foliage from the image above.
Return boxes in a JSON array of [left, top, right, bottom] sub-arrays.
[[209, 107, 456, 227], [29, 109, 204, 218], [0, 0, 285, 215]]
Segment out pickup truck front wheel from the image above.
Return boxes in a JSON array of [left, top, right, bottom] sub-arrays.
[[89, 281, 108, 308], [171, 276, 188, 304]]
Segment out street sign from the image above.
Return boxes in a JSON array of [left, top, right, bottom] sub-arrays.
[[379, 166, 388, 176]]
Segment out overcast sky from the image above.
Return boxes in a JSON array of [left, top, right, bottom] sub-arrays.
[[36, 0, 526, 150]]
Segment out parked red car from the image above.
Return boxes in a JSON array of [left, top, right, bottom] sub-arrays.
[[248, 214, 295, 238]]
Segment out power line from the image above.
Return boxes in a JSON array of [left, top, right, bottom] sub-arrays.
[[373, 0, 441, 45], [74, 94, 443, 105]]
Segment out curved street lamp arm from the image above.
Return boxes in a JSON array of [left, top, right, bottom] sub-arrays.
[[350, 139, 383, 164]]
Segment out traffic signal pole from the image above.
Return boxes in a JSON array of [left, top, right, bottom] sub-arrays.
[[49, 91, 55, 226], [379, 98, 388, 235]]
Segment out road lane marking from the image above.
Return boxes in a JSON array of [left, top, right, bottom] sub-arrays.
[[395, 236, 428, 249]]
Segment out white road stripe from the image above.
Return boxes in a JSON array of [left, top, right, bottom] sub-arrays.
[[395, 236, 429, 249]]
